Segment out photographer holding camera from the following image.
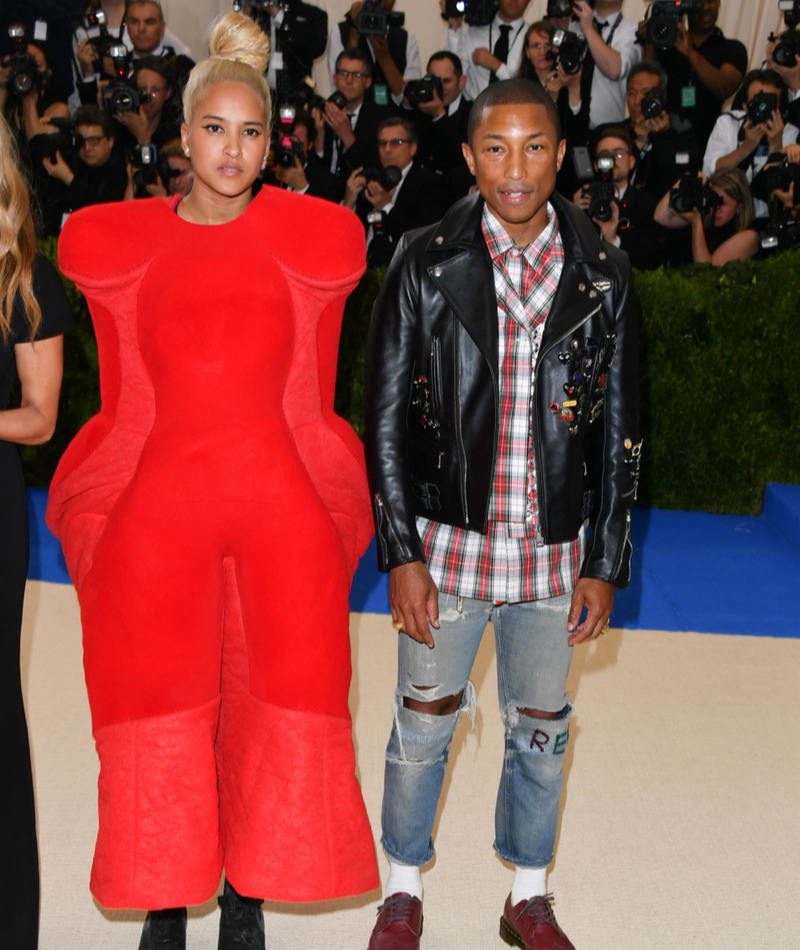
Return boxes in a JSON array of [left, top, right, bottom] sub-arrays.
[[328, 1, 420, 106], [72, 1, 194, 113], [625, 61, 700, 199], [239, 1, 328, 101], [40, 104, 127, 220], [572, 127, 669, 268], [703, 69, 799, 219], [766, 26, 800, 110], [1, 36, 70, 144], [569, 0, 642, 129], [641, 0, 746, 153], [273, 108, 344, 201], [406, 51, 474, 199], [318, 47, 392, 179], [343, 116, 445, 266], [444, 0, 531, 102], [109, 55, 179, 151], [654, 165, 759, 264]]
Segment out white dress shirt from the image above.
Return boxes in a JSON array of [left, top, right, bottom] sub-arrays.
[[446, 15, 528, 103], [573, 13, 641, 129]]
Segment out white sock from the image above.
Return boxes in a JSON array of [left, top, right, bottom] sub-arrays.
[[385, 861, 423, 900], [511, 866, 547, 905]]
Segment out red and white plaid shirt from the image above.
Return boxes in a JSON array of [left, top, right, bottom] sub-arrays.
[[416, 204, 586, 603]]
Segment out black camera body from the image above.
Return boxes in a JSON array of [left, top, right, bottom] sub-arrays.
[[233, 0, 292, 10], [764, 155, 800, 193], [547, 0, 575, 17], [39, 116, 78, 160], [747, 90, 780, 125], [770, 27, 800, 68], [356, 0, 405, 38], [271, 104, 306, 168], [362, 164, 403, 191], [405, 74, 444, 107], [641, 87, 666, 120], [668, 154, 723, 215], [73, 10, 116, 68], [580, 154, 616, 222], [761, 209, 800, 252], [645, 0, 704, 48], [5, 24, 42, 97], [444, 0, 498, 26], [547, 29, 588, 75], [103, 80, 149, 115]]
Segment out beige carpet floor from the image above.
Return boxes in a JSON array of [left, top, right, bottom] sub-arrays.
[[21, 580, 800, 950]]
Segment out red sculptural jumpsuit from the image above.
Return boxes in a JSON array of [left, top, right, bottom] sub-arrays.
[[47, 189, 378, 909]]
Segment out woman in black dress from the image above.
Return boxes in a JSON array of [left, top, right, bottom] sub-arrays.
[[0, 113, 73, 950]]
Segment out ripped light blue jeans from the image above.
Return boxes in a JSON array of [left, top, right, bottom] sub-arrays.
[[381, 591, 574, 869]]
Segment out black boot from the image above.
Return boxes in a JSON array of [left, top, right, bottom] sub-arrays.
[[217, 878, 265, 950], [137, 908, 187, 950]]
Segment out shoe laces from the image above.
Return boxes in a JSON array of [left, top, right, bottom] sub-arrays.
[[377, 894, 419, 925], [514, 893, 558, 928]]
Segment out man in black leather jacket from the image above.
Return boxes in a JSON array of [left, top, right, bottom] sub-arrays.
[[364, 78, 640, 950]]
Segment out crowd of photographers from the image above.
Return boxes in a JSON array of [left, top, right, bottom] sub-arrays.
[[4, 0, 800, 264]]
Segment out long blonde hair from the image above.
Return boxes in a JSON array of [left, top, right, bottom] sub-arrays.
[[182, 13, 271, 128], [0, 114, 41, 345]]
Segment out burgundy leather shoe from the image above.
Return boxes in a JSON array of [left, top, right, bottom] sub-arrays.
[[368, 893, 423, 950], [500, 894, 575, 950]]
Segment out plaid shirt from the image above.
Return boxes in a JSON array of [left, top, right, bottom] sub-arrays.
[[416, 204, 586, 603]]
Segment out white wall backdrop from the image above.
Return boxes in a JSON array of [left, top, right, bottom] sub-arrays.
[[162, 0, 786, 100]]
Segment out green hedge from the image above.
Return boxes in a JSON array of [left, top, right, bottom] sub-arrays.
[[17, 241, 800, 515]]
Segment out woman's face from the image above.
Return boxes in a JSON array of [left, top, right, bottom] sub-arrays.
[[180, 81, 268, 201], [526, 31, 553, 73], [710, 185, 740, 227]]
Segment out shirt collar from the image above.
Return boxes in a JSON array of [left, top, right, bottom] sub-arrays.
[[482, 201, 559, 267]]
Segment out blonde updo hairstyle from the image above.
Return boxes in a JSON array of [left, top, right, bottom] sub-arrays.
[[182, 13, 271, 130]]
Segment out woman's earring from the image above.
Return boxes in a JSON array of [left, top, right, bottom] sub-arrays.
[[261, 155, 268, 169], [184, 148, 190, 157]]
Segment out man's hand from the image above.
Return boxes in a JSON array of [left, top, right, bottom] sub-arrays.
[[144, 174, 168, 198], [416, 86, 446, 118], [595, 198, 620, 243], [275, 152, 309, 191], [782, 143, 800, 164], [77, 38, 97, 78], [742, 117, 769, 152], [566, 577, 615, 645], [573, 1, 595, 37], [643, 110, 671, 135], [41, 149, 74, 185], [115, 107, 149, 144], [473, 46, 502, 73], [365, 177, 394, 210], [389, 561, 440, 648], [343, 165, 366, 209], [369, 34, 390, 60], [572, 186, 591, 210], [766, 107, 785, 153], [323, 100, 356, 148], [440, 0, 463, 31], [673, 21, 692, 58]]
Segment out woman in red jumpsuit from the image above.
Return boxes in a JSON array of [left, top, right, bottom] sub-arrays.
[[46, 13, 377, 948]]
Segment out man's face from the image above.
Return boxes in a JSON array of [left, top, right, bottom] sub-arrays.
[[627, 71, 661, 124], [463, 102, 565, 242], [293, 122, 310, 157], [427, 58, 465, 107], [127, 2, 166, 55], [595, 136, 634, 185], [334, 57, 372, 107], [689, 0, 720, 33], [77, 124, 113, 166], [379, 124, 416, 170], [136, 68, 171, 120], [499, 0, 531, 22]]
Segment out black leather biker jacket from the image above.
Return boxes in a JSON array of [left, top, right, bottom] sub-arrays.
[[364, 190, 641, 588]]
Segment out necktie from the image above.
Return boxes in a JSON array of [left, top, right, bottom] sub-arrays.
[[593, 18, 607, 35], [490, 24, 512, 84]]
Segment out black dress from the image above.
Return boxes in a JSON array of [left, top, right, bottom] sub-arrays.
[[0, 253, 73, 950]]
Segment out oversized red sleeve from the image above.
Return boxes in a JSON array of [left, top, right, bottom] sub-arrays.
[[277, 204, 373, 578], [46, 202, 158, 592]]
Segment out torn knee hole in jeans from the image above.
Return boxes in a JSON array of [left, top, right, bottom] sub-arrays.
[[392, 681, 477, 763], [503, 702, 570, 729]]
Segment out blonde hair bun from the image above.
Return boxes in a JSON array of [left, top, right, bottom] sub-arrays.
[[208, 12, 270, 73]]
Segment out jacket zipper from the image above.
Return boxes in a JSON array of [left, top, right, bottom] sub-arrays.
[[454, 326, 469, 524], [430, 334, 442, 410], [374, 494, 389, 563], [533, 304, 603, 539], [374, 492, 408, 560]]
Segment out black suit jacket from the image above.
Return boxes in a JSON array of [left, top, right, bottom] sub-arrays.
[[255, 1, 328, 88], [321, 97, 393, 179], [356, 161, 449, 266], [615, 186, 670, 271]]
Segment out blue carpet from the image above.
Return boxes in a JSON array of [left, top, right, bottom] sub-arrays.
[[27, 484, 800, 637]]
